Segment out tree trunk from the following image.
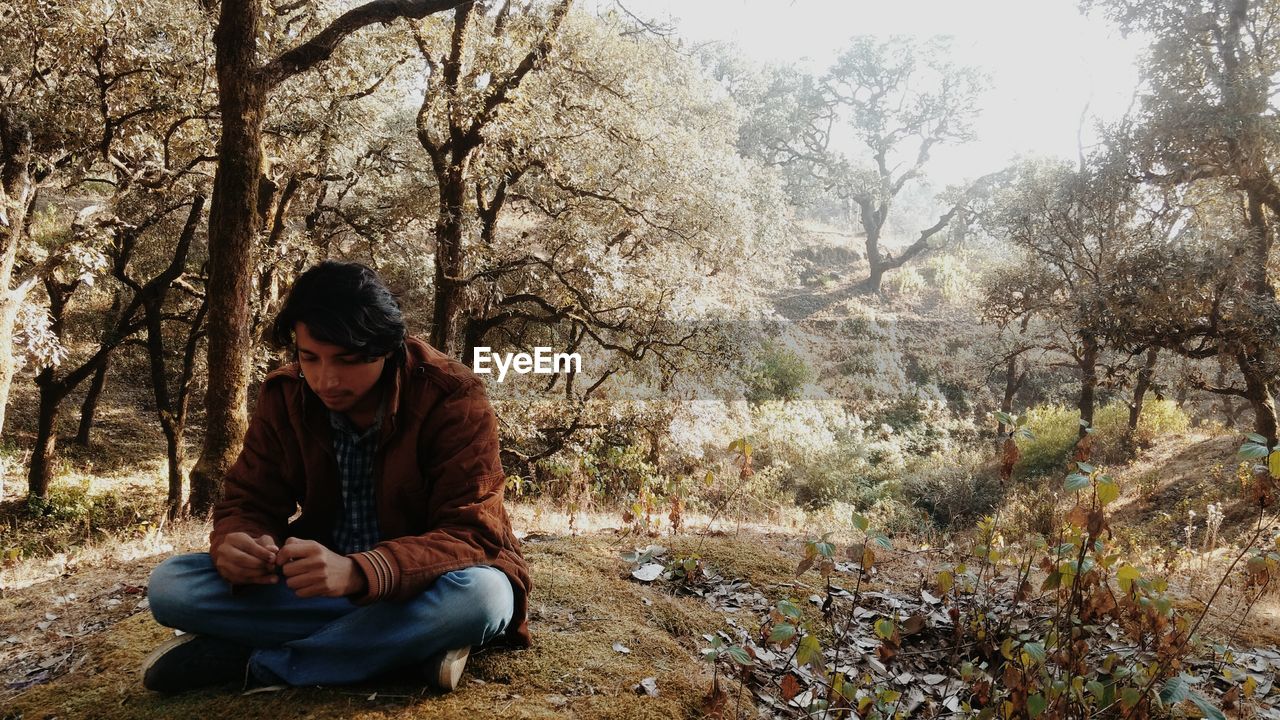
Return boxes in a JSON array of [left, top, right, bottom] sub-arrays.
[[858, 264, 887, 295], [0, 110, 35, 441], [430, 168, 468, 358], [1077, 333, 1099, 440], [189, 0, 267, 517], [1125, 347, 1159, 455], [75, 358, 109, 446], [1216, 360, 1238, 427], [28, 368, 62, 500], [995, 355, 1025, 451], [27, 278, 78, 500], [1238, 350, 1278, 447]]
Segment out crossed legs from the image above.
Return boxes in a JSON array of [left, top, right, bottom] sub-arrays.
[[146, 553, 514, 686]]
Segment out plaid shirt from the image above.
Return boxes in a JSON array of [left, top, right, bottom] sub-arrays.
[[329, 410, 382, 555]]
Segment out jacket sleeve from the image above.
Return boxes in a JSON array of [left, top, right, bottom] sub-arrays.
[[209, 382, 296, 558], [348, 378, 508, 604]]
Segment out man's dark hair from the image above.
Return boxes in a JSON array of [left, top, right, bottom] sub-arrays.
[[271, 261, 407, 368]]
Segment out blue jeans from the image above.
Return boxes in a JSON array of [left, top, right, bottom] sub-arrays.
[[147, 553, 514, 686]]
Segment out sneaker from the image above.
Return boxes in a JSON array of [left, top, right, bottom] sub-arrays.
[[427, 646, 471, 692], [141, 633, 252, 693]]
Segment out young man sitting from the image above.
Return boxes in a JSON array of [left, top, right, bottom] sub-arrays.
[[141, 260, 531, 693]]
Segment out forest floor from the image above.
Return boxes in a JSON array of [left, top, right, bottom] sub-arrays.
[[4, 480, 1280, 719], [0, 511, 843, 720], [5, 233, 1280, 717]]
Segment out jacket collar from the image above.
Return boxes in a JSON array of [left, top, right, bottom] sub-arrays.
[[288, 349, 409, 451]]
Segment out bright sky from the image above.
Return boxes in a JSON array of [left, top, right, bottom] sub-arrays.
[[601, 0, 1146, 186]]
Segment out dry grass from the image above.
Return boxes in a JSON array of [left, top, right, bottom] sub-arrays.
[[1, 522, 820, 720]]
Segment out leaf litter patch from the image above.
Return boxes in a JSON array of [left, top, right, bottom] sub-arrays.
[[623, 540, 1280, 718]]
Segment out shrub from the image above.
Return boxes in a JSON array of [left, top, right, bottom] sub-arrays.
[[899, 449, 1003, 528], [1014, 404, 1081, 478], [783, 445, 893, 510], [1091, 396, 1190, 460], [1013, 398, 1192, 478], [743, 341, 814, 405], [1002, 484, 1060, 540]]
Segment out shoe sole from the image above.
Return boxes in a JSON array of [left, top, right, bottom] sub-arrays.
[[140, 634, 197, 690], [435, 646, 470, 691]]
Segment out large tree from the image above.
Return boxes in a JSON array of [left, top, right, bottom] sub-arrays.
[[0, 0, 108, 442], [826, 36, 986, 293], [1088, 0, 1280, 444], [189, 0, 468, 515]]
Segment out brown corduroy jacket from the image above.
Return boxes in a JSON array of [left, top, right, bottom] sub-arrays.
[[209, 337, 532, 646]]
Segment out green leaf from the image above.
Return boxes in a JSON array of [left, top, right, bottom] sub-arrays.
[[873, 534, 892, 550], [796, 635, 824, 671], [1027, 693, 1046, 718], [1064, 473, 1090, 492], [1117, 565, 1141, 593], [1159, 675, 1189, 705], [777, 599, 802, 621], [1120, 687, 1141, 709], [724, 645, 754, 666], [815, 541, 836, 558], [1085, 680, 1106, 702], [874, 619, 895, 639], [1076, 461, 1096, 474], [1187, 690, 1226, 720], [1096, 481, 1120, 506], [1022, 642, 1046, 664], [851, 513, 870, 532], [1239, 442, 1270, 460], [1246, 432, 1269, 444], [768, 623, 796, 644]]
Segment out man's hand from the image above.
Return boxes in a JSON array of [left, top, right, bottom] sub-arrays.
[[277, 537, 367, 598], [213, 532, 280, 585]]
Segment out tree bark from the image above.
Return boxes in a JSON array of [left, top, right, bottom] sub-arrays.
[[191, 0, 468, 515], [27, 277, 77, 499], [429, 167, 469, 357], [1077, 333, 1099, 440], [28, 371, 62, 500], [188, 0, 267, 517], [0, 109, 37, 441], [994, 354, 1027, 451], [75, 353, 110, 446], [1238, 350, 1278, 447], [1125, 347, 1159, 455]]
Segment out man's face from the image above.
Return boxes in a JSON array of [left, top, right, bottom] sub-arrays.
[[295, 322, 387, 414]]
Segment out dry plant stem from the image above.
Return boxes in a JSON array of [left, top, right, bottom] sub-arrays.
[[1108, 505, 1270, 719], [992, 548, 1038, 644], [820, 526, 872, 720], [736, 666, 744, 720], [697, 452, 752, 554], [1055, 490, 1097, 717], [1214, 575, 1271, 676]]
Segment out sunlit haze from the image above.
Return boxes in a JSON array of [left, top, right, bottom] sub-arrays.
[[599, 0, 1146, 186]]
